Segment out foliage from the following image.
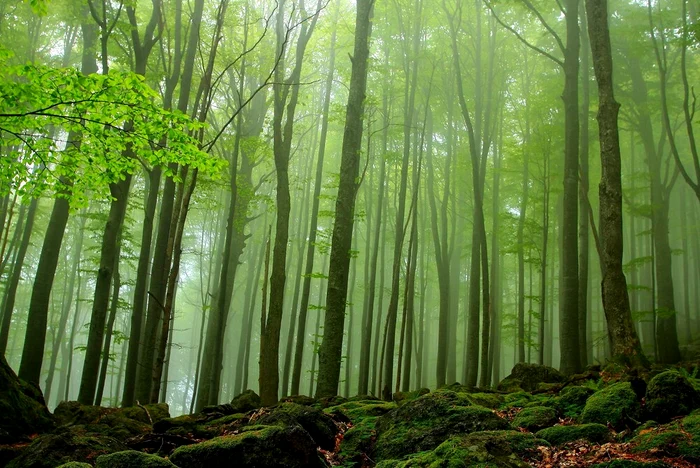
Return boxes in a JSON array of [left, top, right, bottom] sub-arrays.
[[0, 53, 224, 206]]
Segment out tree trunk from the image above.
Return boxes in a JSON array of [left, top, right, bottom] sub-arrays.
[[585, 0, 647, 367], [315, 0, 373, 398]]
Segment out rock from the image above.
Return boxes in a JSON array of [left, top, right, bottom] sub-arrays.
[[153, 413, 211, 439], [465, 392, 504, 409], [229, 389, 262, 413], [55, 463, 94, 468], [581, 382, 641, 430], [53, 401, 152, 441], [316, 395, 348, 408], [325, 400, 395, 423], [7, 427, 127, 468], [498, 363, 566, 392], [645, 370, 700, 422], [375, 430, 546, 468], [95, 450, 177, 467], [551, 385, 595, 419], [511, 406, 558, 431], [0, 355, 54, 441], [338, 416, 378, 466], [255, 402, 337, 450], [535, 423, 610, 445], [631, 412, 700, 462], [118, 404, 170, 425], [373, 391, 508, 461], [169, 425, 326, 468]]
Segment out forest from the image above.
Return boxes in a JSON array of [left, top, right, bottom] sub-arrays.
[[1, 0, 700, 466]]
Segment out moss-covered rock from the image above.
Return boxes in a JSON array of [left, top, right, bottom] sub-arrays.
[[645, 370, 700, 422], [169, 425, 326, 468], [466, 392, 504, 409], [374, 391, 508, 461], [551, 385, 595, 419], [326, 400, 395, 423], [253, 402, 337, 450], [55, 463, 94, 468], [630, 413, 700, 462], [511, 406, 558, 431], [498, 363, 566, 392], [0, 355, 54, 441], [375, 430, 545, 468], [501, 391, 550, 409], [95, 450, 177, 467], [153, 413, 212, 439], [581, 382, 641, 429], [229, 389, 262, 413], [535, 423, 610, 445], [7, 427, 127, 468], [339, 415, 378, 466], [53, 401, 165, 440]]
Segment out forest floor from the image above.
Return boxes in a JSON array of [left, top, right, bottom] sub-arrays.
[[2, 362, 700, 467]]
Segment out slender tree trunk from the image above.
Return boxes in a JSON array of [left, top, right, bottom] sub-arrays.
[[315, 0, 373, 398], [79, 175, 131, 404], [585, 0, 647, 367], [0, 199, 38, 355], [95, 256, 122, 405]]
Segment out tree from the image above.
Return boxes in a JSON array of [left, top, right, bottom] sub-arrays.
[[584, 0, 647, 367], [315, 0, 374, 399]]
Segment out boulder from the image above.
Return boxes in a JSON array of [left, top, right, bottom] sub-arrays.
[[95, 450, 177, 467], [255, 402, 337, 450], [7, 427, 127, 468], [169, 425, 326, 468], [53, 401, 153, 441], [551, 385, 595, 419], [581, 382, 641, 430], [229, 389, 262, 413], [511, 406, 558, 432], [375, 430, 546, 468], [535, 423, 610, 445], [498, 363, 566, 392], [374, 391, 508, 461], [645, 370, 700, 422]]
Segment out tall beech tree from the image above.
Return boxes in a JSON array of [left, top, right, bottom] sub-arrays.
[[315, 0, 374, 399]]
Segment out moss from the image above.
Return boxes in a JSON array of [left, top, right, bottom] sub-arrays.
[[498, 363, 565, 392], [118, 403, 170, 425], [254, 402, 337, 450], [95, 450, 177, 467], [632, 419, 700, 462], [374, 431, 545, 468], [466, 392, 504, 409], [645, 370, 700, 422], [511, 406, 557, 431], [551, 386, 595, 419], [326, 400, 395, 425], [229, 389, 262, 413], [281, 395, 316, 406], [55, 463, 94, 468], [339, 416, 378, 466], [374, 401, 508, 461], [7, 427, 127, 468], [581, 382, 641, 430], [169, 425, 326, 468], [501, 391, 550, 410], [535, 423, 610, 445]]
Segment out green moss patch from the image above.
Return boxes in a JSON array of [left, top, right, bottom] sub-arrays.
[[95, 450, 177, 467], [581, 382, 641, 430], [255, 402, 337, 450], [511, 406, 558, 431], [169, 425, 326, 468], [645, 370, 700, 422], [535, 423, 610, 445]]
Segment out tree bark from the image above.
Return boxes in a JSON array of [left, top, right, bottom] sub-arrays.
[[315, 0, 374, 398], [585, 0, 647, 367]]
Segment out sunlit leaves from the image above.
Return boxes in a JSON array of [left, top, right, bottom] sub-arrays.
[[0, 56, 225, 206]]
